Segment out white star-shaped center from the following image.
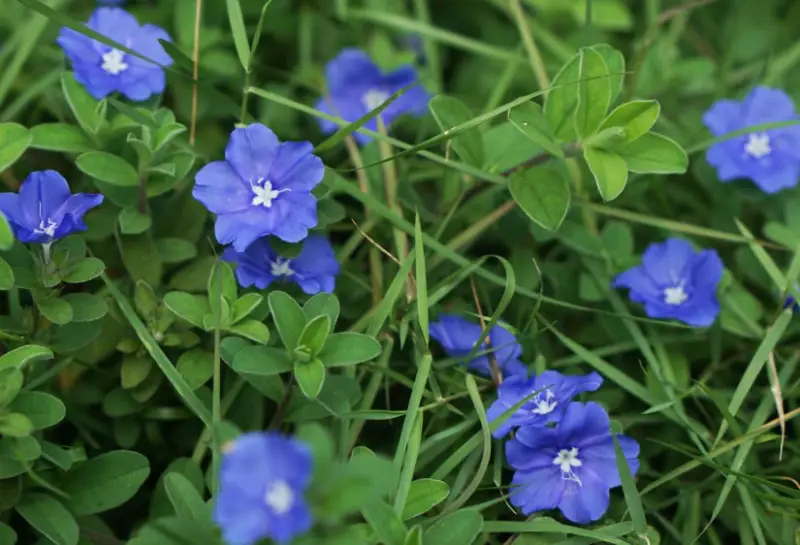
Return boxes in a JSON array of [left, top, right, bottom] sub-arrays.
[[362, 89, 390, 112], [744, 132, 772, 159], [250, 178, 288, 208], [264, 480, 294, 515], [102, 48, 129, 75]]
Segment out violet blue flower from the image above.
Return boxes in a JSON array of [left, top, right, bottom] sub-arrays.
[[506, 402, 640, 524], [613, 238, 723, 327], [193, 124, 324, 251], [486, 370, 603, 438], [703, 86, 800, 193], [315, 48, 430, 145], [213, 432, 313, 545], [0, 170, 103, 244], [57, 8, 173, 101], [222, 235, 339, 295], [428, 314, 526, 378]]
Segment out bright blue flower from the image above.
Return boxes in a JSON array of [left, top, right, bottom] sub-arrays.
[[703, 86, 800, 194], [222, 235, 339, 295], [57, 8, 173, 101], [213, 432, 313, 545], [428, 314, 526, 378], [613, 238, 723, 327], [486, 370, 603, 438], [315, 48, 430, 145], [0, 170, 103, 244], [506, 402, 640, 525], [193, 124, 324, 252]]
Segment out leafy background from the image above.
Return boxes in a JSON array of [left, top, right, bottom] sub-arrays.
[[1, 0, 799, 544]]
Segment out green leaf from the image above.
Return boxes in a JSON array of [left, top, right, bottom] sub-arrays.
[[613, 436, 648, 534], [402, 479, 450, 519], [164, 473, 215, 536], [0, 345, 53, 371], [61, 71, 104, 135], [268, 291, 307, 350], [61, 450, 150, 515], [0, 123, 31, 173], [224, 0, 250, 70], [61, 257, 106, 284], [134, 280, 159, 318], [544, 52, 580, 140], [0, 413, 33, 437], [163, 292, 210, 329], [302, 293, 340, 327], [176, 349, 214, 390], [584, 146, 628, 201], [29, 123, 93, 153], [0, 522, 16, 545], [590, 43, 625, 103], [63, 293, 108, 323], [0, 258, 13, 290], [294, 359, 326, 399], [208, 260, 238, 303], [575, 47, 611, 138], [508, 101, 564, 158], [231, 293, 263, 323], [422, 509, 483, 545], [0, 436, 42, 479], [405, 526, 423, 545], [16, 493, 79, 545], [119, 206, 152, 234], [428, 95, 484, 167], [598, 100, 660, 143], [8, 392, 65, 430], [297, 315, 332, 358], [362, 499, 407, 545], [232, 345, 293, 376], [0, 215, 13, 251], [319, 332, 382, 367], [0, 368, 23, 408], [614, 131, 689, 174], [37, 297, 74, 325], [230, 320, 271, 344], [121, 356, 153, 389], [508, 164, 571, 231], [76, 151, 138, 186], [155, 238, 197, 264]]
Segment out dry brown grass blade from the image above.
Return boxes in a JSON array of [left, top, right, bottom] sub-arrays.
[[767, 351, 786, 460]]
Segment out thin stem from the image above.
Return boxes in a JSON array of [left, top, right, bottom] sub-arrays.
[[508, 0, 550, 91], [189, 0, 203, 145], [268, 376, 295, 429]]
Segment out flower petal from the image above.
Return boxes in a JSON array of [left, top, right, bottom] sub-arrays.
[[641, 238, 696, 286], [509, 466, 565, 515], [193, 161, 252, 214], [225, 124, 280, 183], [557, 471, 610, 524], [324, 48, 383, 96], [269, 142, 324, 192], [18, 170, 71, 228], [702, 99, 742, 136]]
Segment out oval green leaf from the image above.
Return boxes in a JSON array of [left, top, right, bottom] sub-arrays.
[[584, 146, 628, 201], [76, 151, 138, 186], [60, 450, 150, 515], [319, 332, 382, 367], [508, 165, 571, 231], [402, 479, 450, 519], [0, 123, 31, 174], [599, 100, 660, 143], [615, 131, 689, 174]]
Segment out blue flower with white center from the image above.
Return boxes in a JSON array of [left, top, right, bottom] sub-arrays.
[[428, 314, 527, 378], [213, 432, 313, 545], [56, 8, 173, 101], [192, 124, 324, 251], [703, 86, 800, 194], [486, 370, 603, 438], [0, 170, 103, 245], [613, 238, 724, 327], [506, 402, 640, 525], [222, 235, 339, 295], [315, 48, 431, 145]]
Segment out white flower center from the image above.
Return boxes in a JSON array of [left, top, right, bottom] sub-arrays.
[[250, 178, 288, 208], [34, 219, 58, 238], [663, 282, 688, 306], [101, 48, 129, 75], [744, 132, 772, 159], [362, 89, 390, 112], [270, 257, 295, 277], [553, 447, 582, 486], [264, 480, 294, 515], [530, 389, 557, 415]]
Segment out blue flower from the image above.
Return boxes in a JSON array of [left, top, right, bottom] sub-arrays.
[[505, 402, 640, 524], [222, 235, 339, 295], [315, 48, 430, 145], [0, 170, 103, 244], [193, 124, 324, 251], [703, 86, 800, 194], [613, 238, 723, 327], [213, 432, 313, 545], [57, 8, 173, 101], [428, 314, 526, 378], [486, 370, 603, 438]]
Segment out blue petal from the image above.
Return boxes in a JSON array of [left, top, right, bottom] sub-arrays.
[[751, 161, 800, 193], [500, 358, 528, 378], [428, 314, 483, 356], [0, 193, 20, 228], [133, 24, 173, 67], [268, 501, 313, 545], [193, 161, 252, 214], [213, 487, 270, 545], [314, 98, 340, 135], [293, 236, 339, 275], [222, 240, 279, 290], [89, 7, 140, 37], [580, 435, 640, 489], [641, 238, 695, 286], [215, 208, 278, 252], [324, 48, 383, 97], [489, 323, 522, 367], [269, 192, 318, 243], [686, 250, 724, 291], [269, 142, 324, 192], [18, 171, 71, 229], [702, 99, 742, 136], [509, 466, 565, 515], [560, 402, 611, 446], [225, 124, 280, 184], [705, 143, 746, 181], [743, 86, 797, 125], [612, 266, 660, 303], [557, 471, 610, 524], [58, 193, 104, 229], [676, 296, 720, 327]]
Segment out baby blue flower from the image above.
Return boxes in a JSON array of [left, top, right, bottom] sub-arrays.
[[506, 402, 640, 525], [0, 170, 103, 244], [222, 235, 339, 295], [703, 86, 800, 193], [428, 314, 526, 378], [613, 238, 723, 327], [214, 432, 313, 545], [315, 48, 430, 145], [57, 8, 173, 101], [486, 370, 603, 438], [193, 124, 324, 251]]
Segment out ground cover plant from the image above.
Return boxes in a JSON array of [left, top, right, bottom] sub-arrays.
[[1, 0, 799, 544]]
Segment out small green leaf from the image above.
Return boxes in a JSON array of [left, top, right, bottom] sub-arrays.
[[614, 132, 689, 174], [0, 123, 31, 173], [584, 146, 628, 201], [121, 356, 153, 390], [61, 450, 150, 515], [230, 320, 271, 344], [164, 473, 215, 535], [0, 413, 33, 437], [508, 165, 571, 231], [29, 123, 93, 153], [0, 258, 13, 290], [319, 332, 382, 367], [0, 345, 53, 371], [231, 293, 263, 323], [297, 315, 332, 358], [155, 238, 197, 264], [362, 499, 407, 545], [429, 95, 485, 167], [163, 292, 210, 329], [16, 493, 79, 545], [62, 71, 104, 135], [422, 509, 483, 545], [62, 257, 106, 284], [268, 291, 307, 350], [119, 206, 152, 234], [575, 47, 611, 138], [119, 233, 163, 287], [208, 261, 238, 303], [544, 53, 580, 140], [294, 359, 326, 399], [598, 100, 660, 143], [0, 214, 13, 251], [63, 293, 108, 323], [0, 521, 17, 545], [76, 151, 138, 186], [134, 280, 159, 318], [176, 349, 214, 390], [590, 43, 625, 104], [224, 0, 250, 70], [232, 345, 293, 376], [37, 297, 74, 325], [402, 479, 450, 520], [0, 368, 23, 408], [302, 293, 340, 327], [405, 525, 423, 545], [9, 392, 65, 430], [508, 101, 563, 158]]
